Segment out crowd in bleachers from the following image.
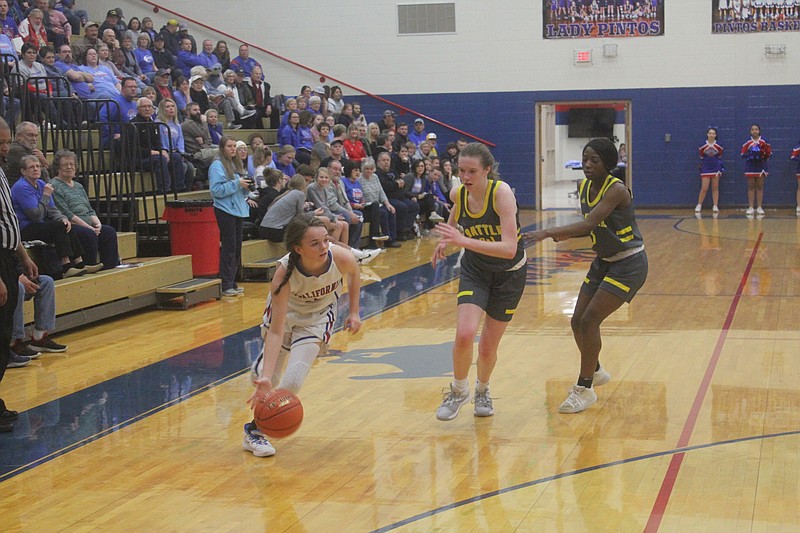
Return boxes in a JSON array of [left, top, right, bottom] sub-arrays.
[[2, 118, 118, 369], [0, 0, 477, 372], [1, 1, 471, 230]]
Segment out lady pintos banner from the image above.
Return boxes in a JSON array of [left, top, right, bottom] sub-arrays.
[[543, 0, 664, 39], [712, 1, 800, 34]]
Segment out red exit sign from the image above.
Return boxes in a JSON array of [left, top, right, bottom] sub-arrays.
[[574, 50, 592, 63]]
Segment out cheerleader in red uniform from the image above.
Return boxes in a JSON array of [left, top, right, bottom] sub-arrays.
[[696, 127, 724, 214], [741, 124, 771, 217]]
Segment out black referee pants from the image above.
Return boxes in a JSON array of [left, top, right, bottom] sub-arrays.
[[0, 248, 19, 386]]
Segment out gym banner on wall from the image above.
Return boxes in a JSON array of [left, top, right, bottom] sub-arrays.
[[712, 0, 800, 34], [542, 0, 664, 39]]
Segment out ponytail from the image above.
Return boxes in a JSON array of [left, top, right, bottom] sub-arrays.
[[275, 251, 297, 295]]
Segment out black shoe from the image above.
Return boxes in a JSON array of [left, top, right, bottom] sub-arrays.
[[7, 352, 31, 368], [385, 241, 401, 248], [0, 399, 16, 421], [11, 339, 41, 359], [29, 334, 67, 353]]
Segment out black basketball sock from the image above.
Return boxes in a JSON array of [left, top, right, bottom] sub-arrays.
[[577, 376, 593, 389], [595, 361, 601, 371]]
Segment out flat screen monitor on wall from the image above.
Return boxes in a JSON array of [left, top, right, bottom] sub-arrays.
[[567, 108, 615, 138]]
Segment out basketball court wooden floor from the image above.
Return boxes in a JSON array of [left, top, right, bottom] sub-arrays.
[[2, 209, 800, 532]]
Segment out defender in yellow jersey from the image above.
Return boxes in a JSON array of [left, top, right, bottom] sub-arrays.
[[526, 138, 648, 414], [432, 143, 527, 421]]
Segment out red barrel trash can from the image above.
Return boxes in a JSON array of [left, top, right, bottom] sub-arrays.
[[163, 199, 220, 276]]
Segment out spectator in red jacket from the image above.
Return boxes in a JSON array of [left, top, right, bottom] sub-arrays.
[[343, 124, 367, 164]]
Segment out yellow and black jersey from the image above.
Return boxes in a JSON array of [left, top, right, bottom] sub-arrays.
[[454, 179, 526, 272], [579, 174, 644, 259]]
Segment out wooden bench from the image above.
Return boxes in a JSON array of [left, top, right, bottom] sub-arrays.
[[156, 278, 222, 309], [23, 255, 195, 332], [239, 257, 280, 282]]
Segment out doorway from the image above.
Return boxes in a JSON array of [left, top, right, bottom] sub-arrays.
[[536, 101, 631, 210]]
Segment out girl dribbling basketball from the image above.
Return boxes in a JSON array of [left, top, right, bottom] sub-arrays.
[[243, 215, 362, 456]]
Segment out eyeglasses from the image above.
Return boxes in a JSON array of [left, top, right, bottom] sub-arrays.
[[60, 162, 77, 168], [25, 164, 41, 170]]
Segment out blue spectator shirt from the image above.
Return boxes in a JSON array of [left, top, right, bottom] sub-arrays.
[[278, 124, 300, 149], [161, 120, 185, 153], [98, 93, 138, 147], [208, 160, 249, 218], [229, 55, 260, 77], [272, 153, 296, 178], [0, 14, 18, 39], [134, 47, 156, 74], [176, 50, 204, 78], [77, 64, 119, 100], [55, 60, 91, 97], [10, 178, 56, 230]]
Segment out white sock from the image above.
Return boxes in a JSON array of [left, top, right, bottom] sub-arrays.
[[33, 330, 45, 341], [453, 378, 469, 393], [475, 380, 489, 393]]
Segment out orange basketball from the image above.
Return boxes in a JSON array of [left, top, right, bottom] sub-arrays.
[[253, 389, 304, 438]]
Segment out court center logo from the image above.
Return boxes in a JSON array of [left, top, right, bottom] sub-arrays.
[[328, 342, 454, 380]]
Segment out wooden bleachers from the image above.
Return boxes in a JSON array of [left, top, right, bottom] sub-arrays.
[[117, 231, 137, 260], [156, 278, 221, 309], [22, 255, 195, 333], [241, 239, 284, 264], [239, 257, 279, 281], [20, 226, 196, 332], [239, 239, 283, 281]]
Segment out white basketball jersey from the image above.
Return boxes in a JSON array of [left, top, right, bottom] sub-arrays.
[[274, 250, 343, 315]]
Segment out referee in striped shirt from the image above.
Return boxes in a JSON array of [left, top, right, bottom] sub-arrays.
[[0, 117, 39, 433]]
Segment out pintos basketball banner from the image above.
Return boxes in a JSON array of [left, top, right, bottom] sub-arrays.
[[543, 0, 664, 39], [712, 1, 800, 34]]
